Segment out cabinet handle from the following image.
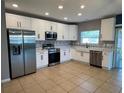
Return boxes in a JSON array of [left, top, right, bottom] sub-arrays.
[[73, 36, 75, 39], [81, 52, 83, 56], [17, 22, 19, 27], [62, 35, 64, 39], [38, 34, 40, 39], [20, 22, 21, 27], [51, 26, 52, 30], [64, 52, 66, 55], [41, 55, 43, 60], [102, 55, 103, 60]]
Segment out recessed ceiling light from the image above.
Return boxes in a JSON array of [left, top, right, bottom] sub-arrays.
[[80, 5, 85, 9], [64, 17, 68, 20], [12, 4, 18, 8], [58, 5, 63, 9], [45, 12, 49, 16], [78, 13, 82, 16]]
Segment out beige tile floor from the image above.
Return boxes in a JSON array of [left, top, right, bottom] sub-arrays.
[[2, 61, 122, 93]]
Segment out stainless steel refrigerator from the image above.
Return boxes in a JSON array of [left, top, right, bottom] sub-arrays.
[[7, 29, 36, 79]]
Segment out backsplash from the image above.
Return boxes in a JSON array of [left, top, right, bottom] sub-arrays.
[[36, 41, 71, 48], [36, 40, 115, 49]]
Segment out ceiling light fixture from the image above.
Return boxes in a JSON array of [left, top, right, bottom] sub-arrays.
[[78, 13, 82, 16], [45, 12, 49, 16], [58, 5, 63, 9], [64, 17, 68, 20], [80, 5, 85, 9], [12, 4, 18, 8]]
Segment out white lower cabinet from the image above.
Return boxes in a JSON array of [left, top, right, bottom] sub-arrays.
[[102, 51, 113, 70], [36, 51, 48, 69], [70, 48, 89, 63], [60, 49, 71, 63]]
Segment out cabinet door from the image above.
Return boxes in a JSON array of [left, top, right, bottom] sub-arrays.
[[42, 52, 48, 66], [44, 20, 51, 31], [31, 18, 45, 40], [69, 25, 78, 40], [6, 13, 20, 28], [18, 16, 32, 30], [63, 24, 69, 40], [60, 49, 70, 62], [36, 54, 43, 69], [101, 17, 115, 41], [57, 23, 64, 40], [51, 22, 57, 32], [6, 13, 32, 30]]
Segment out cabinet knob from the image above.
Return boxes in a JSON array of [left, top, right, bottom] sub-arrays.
[[62, 35, 64, 39], [17, 22, 19, 27], [51, 26, 52, 30], [38, 34, 40, 39], [20, 22, 21, 27], [41, 55, 43, 60]]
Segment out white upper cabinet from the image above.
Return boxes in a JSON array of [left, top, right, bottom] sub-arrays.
[[6, 13, 78, 41], [57, 23, 69, 40], [63, 24, 69, 40], [31, 18, 45, 40], [44, 21, 57, 31], [6, 13, 32, 30], [57, 23, 64, 40], [68, 25, 78, 41], [101, 17, 115, 41]]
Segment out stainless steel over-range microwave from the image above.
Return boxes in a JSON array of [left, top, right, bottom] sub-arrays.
[[45, 31, 57, 40]]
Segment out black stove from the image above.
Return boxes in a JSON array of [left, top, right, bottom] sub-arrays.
[[48, 48, 60, 66]]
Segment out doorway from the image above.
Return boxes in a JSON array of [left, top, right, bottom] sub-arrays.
[[114, 27, 122, 69]]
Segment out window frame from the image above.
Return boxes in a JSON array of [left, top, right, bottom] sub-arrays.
[[80, 29, 100, 45]]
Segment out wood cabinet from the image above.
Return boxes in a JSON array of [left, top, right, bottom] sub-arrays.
[[101, 17, 115, 41], [90, 50, 102, 67], [31, 18, 45, 40], [6, 13, 32, 30], [68, 25, 78, 40], [36, 51, 48, 69]]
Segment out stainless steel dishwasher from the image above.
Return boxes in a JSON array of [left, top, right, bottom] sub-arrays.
[[90, 50, 102, 68]]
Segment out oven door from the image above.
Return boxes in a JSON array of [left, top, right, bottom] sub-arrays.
[[49, 52, 60, 64], [45, 32, 53, 40]]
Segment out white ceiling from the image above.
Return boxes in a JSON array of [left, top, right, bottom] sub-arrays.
[[5, 0, 122, 23]]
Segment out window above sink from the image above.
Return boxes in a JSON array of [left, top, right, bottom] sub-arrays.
[[80, 30, 100, 44]]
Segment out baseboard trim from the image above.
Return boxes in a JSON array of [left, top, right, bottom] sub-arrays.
[[1, 78, 11, 83]]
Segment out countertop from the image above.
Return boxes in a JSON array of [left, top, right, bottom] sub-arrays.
[[72, 46, 114, 53]]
